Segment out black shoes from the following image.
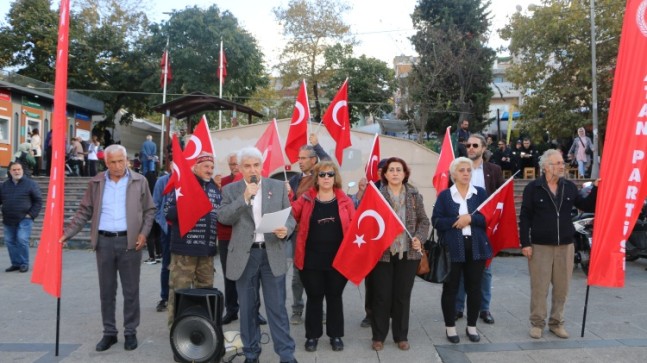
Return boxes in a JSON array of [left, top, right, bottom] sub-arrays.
[[156, 300, 168, 312], [222, 313, 238, 325], [456, 311, 464, 320], [330, 337, 344, 351], [480, 310, 495, 324], [304, 338, 318, 352], [466, 328, 480, 342], [257, 313, 267, 325], [19, 265, 28, 273], [95, 335, 118, 352], [446, 331, 460, 344], [124, 334, 138, 351], [244, 359, 259, 363], [360, 316, 371, 328], [5, 266, 20, 272]]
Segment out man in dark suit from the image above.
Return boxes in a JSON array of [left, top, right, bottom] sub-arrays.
[[218, 147, 297, 363], [455, 134, 504, 325]]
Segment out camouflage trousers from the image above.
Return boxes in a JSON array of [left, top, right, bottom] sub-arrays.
[[167, 254, 215, 328]]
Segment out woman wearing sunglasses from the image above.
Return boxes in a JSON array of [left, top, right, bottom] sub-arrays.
[[291, 160, 356, 353], [367, 157, 429, 352], [432, 157, 492, 344]]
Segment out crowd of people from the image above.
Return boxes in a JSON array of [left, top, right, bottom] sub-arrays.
[[2, 123, 601, 362]]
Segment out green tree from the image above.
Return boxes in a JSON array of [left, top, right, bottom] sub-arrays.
[[0, 0, 58, 80], [499, 0, 623, 141], [274, 0, 354, 122], [410, 0, 495, 134], [146, 5, 268, 128], [325, 45, 396, 124]]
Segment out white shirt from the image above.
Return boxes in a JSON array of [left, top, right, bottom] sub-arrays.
[[449, 184, 479, 236], [246, 179, 264, 242], [471, 162, 485, 189]]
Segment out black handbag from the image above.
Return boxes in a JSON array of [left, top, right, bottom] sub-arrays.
[[418, 227, 451, 283]]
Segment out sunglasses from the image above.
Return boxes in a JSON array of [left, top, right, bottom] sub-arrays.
[[318, 171, 335, 178], [466, 143, 480, 149]]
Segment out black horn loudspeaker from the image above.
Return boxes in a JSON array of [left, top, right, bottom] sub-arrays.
[[170, 288, 225, 363]]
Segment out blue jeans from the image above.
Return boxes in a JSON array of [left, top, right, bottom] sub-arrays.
[[142, 159, 155, 174], [577, 160, 586, 178], [4, 219, 33, 267], [456, 265, 492, 312]]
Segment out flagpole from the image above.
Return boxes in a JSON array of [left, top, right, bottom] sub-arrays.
[[581, 285, 590, 337], [161, 37, 169, 169], [473, 171, 520, 213], [272, 118, 289, 180], [304, 79, 311, 144], [218, 38, 223, 130]]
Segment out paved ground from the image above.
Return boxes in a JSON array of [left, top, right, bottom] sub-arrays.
[[1, 247, 647, 363]]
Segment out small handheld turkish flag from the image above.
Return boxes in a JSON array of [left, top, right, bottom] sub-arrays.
[[333, 182, 405, 285], [255, 119, 286, 177], [171, 135, 214, 237], [433, 126, 455, 196], [365, 134, 380, 183], [322, 79, 351, 165], [476, 176, 520, 267], [285, 80, 310, 164], [164, 115, 215, 195]]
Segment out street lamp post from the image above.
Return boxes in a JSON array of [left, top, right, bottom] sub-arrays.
[[590, 0, 600, 178]]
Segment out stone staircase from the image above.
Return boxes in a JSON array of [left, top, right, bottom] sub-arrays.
[[0, 176, 93, 249]]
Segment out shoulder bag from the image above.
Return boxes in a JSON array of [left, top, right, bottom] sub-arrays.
[[418, 227, 451, 283]]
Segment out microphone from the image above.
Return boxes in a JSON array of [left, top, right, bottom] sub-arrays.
[[250, 175, 258, 205]]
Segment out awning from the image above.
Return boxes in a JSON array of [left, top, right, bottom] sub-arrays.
[[152, 91, 263, 121]]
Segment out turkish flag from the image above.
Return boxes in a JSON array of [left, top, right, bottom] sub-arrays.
[[476, 177, 520, 267], [31, 0, 71, 298], [433, 126, 455, 196], [589, 0, 647, 288], [365, 134, 380, 183], [164, 115, 215, 195], [333, 182, 405, 285], [218, 48, 227, 82], [322, 79, 351, 165], [255, 119, 286, 177], [285, 80, 310, 163], [160, 50, 172, 89], [171, 135, 214, 237]]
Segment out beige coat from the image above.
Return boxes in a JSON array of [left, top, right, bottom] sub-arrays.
[[63, 170, 155, 249]]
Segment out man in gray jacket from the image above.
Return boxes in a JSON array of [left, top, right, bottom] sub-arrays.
[[60, 144, 155, 352], [219, 146, 297, 363]]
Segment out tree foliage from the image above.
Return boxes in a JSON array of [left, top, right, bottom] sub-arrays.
[[0, 1, 268, 129], [410, 0, 495, 134], [325, 44, 396, 124], [499, 0, 623, 140], [274, 0, 354, 122]]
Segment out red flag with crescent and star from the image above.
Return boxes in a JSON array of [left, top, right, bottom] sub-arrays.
[[255, 119, 286, 177], [160, 50, 172, 89], [164, 115, 215, 195], [285, 80, 310, 164], [589, 0, 647, 288], [171, 135, 214, 237], [322, 79, 351, 165], [333, 182, 406, 285], [433, 126, 455, 196], [475, 176, 520, 267], [365, 133, 380, 183]]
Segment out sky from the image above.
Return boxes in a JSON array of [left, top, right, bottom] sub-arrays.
[[0, 0, 536, 68]]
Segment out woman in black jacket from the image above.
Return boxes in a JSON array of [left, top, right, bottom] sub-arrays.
[[520, 149, 598, 340]]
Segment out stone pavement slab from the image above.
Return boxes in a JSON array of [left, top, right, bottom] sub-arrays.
[[1, 247, 647, 362]]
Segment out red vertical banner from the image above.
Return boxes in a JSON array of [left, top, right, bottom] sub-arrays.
[[588, 0, 647, 288], [31, 0, 71, 298]]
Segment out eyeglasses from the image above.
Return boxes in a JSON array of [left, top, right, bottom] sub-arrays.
[[466, 143, 480, 149], [318, 171, 335, 178]]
